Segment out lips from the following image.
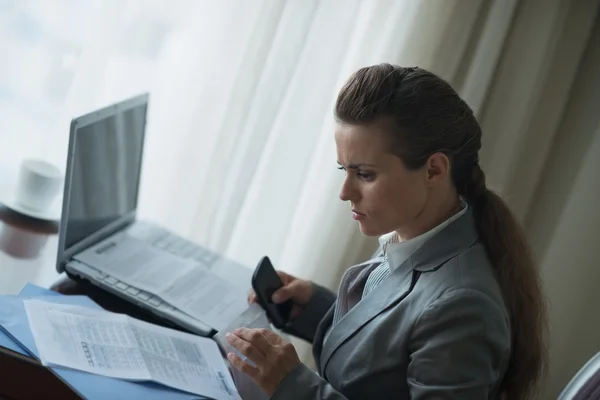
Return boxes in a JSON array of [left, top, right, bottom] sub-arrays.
[[352, 209, 366, 221]]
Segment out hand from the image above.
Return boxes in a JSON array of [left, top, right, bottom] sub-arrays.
[[226, 328, 300, 396], [247, 271, 313, 319]]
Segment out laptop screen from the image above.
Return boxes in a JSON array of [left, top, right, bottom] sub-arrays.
[[64, 101, 147, 250]]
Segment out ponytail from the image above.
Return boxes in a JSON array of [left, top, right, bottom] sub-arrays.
[[462, 164, 548, 400]]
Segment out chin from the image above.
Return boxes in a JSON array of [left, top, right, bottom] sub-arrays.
[[358, 223, 386, 237]]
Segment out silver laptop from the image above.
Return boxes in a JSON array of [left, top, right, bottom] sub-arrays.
[[55, 93, 252, 337]]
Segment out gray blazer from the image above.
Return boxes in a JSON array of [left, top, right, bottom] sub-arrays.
[[272, 210, 510, 399]]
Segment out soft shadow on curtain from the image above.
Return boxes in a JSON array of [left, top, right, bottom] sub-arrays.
[[2, 0, 599, 397]]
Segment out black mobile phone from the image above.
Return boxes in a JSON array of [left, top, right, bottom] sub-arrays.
[[251, 256, 293, 328]]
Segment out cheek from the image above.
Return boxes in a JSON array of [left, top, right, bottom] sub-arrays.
[[370, 175, 426, 218]]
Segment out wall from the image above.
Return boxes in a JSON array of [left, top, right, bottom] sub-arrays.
[[526, 15, 600, 398]]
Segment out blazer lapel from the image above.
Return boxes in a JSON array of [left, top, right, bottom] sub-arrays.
[[312, 306, 334, 374], [319, 208, 480, 375], [313, 258, 382, 374], [320, 262, 417, 374]]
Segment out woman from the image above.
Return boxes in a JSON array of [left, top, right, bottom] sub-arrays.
[[225, 64, 547, 399]]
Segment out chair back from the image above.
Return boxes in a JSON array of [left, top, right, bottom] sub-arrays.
[[560, 352, 600, 399]]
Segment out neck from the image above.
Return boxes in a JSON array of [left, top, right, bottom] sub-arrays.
[[395, 193, 461, 242]]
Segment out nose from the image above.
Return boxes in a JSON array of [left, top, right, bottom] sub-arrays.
[[339, 177, 357, 202]]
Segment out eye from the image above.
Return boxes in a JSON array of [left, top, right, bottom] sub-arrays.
[[357, 171, 375, 182], [337, 164, 375, 181]]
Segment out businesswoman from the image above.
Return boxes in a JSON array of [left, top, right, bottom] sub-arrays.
[[226, 64, 547, 399]]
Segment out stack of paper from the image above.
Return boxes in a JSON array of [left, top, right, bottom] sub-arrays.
[[24, 300, 238, 400], [0, 283, 235, 400]]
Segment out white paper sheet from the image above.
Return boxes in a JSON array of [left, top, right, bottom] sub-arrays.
[[24, 300, 239, 400], [73, 234, 247, 330], [213, 304, 272, 400], [73, 234, 194, 295], [160, 267, 247, 331]]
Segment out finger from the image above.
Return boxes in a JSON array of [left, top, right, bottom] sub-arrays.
[[256, 328, 286, 345], [227, 352, 261, 380], [230, 347, 257, 367], [271, 287, 291, 303], [276, 270, 294, 284], [272, 280, 304, 303], [247, 289, 257, 304], [260, 329, 281, 346], [226, 332, 267, 364], [238, 327, 285, 350], [234, 328, 275, 355], [257, 331, 299, 365]]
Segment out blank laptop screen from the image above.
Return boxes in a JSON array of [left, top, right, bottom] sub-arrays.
[[64, 103, 147, 250]]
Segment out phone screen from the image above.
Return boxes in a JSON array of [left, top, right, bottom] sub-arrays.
[[251, 256, 293, 327]]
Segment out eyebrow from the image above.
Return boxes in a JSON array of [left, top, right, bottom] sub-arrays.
[[337, 161, 377, 169]]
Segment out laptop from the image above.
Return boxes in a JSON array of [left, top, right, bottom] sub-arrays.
[[55, 93, 252, 337]]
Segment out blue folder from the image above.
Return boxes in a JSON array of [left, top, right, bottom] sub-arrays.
[[0, 283, 209, 400], [19, 282, 63, 297], [0, 283, 60, 355], [0, 317, 27, 355]]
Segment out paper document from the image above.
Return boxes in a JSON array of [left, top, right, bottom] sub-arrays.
[[24, 300, 239, 400], [214, 304, 272, 400], [161, 267, 247, 331], [74, 234, 247, 330], [73, 234, 195, 295]]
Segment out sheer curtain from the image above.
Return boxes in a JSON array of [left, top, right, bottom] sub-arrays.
[[0, 0, 516, 283], [2, 1, 599, 397], [0, 0, 433, 281]]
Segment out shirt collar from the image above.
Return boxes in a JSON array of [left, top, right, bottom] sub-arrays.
[[379, 198, 469, 272]]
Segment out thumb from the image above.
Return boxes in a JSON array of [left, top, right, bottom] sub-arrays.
[[273, 280, 307, 304], [272, 287, 291, 303]]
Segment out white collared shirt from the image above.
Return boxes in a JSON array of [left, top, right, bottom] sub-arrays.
[[361, 199, 468, 299]]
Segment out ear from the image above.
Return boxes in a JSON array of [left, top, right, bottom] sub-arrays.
[[424, 152, 450, 186]]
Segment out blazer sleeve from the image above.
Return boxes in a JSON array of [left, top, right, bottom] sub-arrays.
[[282, 283, 336, 343], [407, 288, 511, 399], [270, 363, 348, 400]]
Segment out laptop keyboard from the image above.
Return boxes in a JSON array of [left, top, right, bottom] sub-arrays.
[[95, 230, 219, 330], [97, 272, 178, 312]]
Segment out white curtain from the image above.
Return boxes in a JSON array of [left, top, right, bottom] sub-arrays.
[[1, 1, 599, 397]]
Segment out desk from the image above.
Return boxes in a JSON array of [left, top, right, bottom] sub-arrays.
[[0, 206, 264, 399], [0, 207, 197, 399]]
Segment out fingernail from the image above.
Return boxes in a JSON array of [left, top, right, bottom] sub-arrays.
[[225, 333, 232, 340], [227, 353, 234, 360], [272, 293, 281, 303]]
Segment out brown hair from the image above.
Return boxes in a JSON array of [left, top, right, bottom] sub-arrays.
[[335, 63, 547, 399]]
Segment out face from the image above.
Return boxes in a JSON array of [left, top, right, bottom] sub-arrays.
[[335, 123, 430, 237]]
